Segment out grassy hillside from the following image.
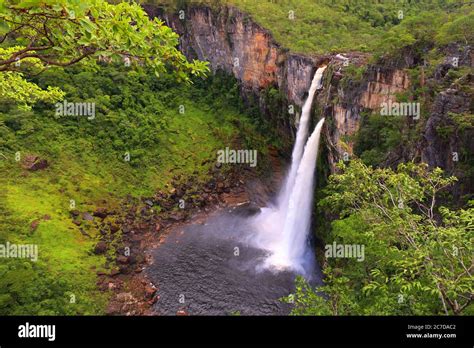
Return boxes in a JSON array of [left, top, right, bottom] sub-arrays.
[[0, 64, 270, 314]]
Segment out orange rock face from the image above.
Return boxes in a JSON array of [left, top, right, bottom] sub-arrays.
[[160, 6, 317, 109], [148, 5, 412, 173], [330, 68, 410, 165], [360, 69, 410, 110]]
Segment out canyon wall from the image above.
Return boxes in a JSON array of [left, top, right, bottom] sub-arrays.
[[143, 4, 321, 139], [159, 6, 319, 106], [143, 4, 413, 165], [143, 4, 472, 195], [322, 64, 411, 168]]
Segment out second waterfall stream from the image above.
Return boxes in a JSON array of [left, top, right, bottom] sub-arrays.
[[250, 66, 327, 276]]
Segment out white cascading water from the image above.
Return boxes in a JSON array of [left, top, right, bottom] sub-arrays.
[[250, 66, 327, 275], [267, 118, 325, 271], [278, 65, 327, 211]]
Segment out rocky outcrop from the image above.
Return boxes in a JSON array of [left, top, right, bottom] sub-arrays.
[[144, 3, 471, 191], [359, 67, 410, 109], [422, 88, 471, 169], [321, 64, 411, 168], [143, 4, 323, 139], [143, 5, 415, 166], [168, 6, 320, 104], [168, 6, 281, 90], [22, 154, 49, 171], [421, 79, 473, 200]]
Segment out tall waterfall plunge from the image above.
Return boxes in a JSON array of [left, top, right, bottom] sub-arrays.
[[250, 66, 327, 276]]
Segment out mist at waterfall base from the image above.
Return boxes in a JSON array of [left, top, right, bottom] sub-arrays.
[[147, 67, 326, 315], [249, 66, 326, 276]]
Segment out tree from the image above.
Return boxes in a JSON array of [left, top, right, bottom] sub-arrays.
[[436, 12, 474, 46], [0, 0, 209, 108], [286, 160, 473, 315]]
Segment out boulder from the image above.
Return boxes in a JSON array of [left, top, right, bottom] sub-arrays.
[[70, 210, 80, 217], [93, 241, 107, 254], [144, 286, 156, 299], [167, 213, 184, 222], [117, 255, 129, 264], [93, 208, 109, 219], [144, 200, 154, 207], [110, 224, 120, 233], [22, 155, 48, 171], [83, 212, 94, 221]]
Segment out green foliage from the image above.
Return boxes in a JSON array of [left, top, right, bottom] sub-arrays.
[[0, 0, 209, 108], [353, 114, 404, 166], [0, 182, 108, 315], [436, 11, 474, 45], [341, 64, 365, 82], [0, 63, 269, 315], [287, 160, 473, 315], [0, 70, 65, 109], [172, 0, 474, 54], [448, 111, 474, 132]]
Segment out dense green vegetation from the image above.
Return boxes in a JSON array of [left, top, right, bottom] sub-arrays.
[[0, 0, 208, 109], [0, 0, 271, 315], [1, 0, 472, 317], [0, 61, 269, 314], [288, 160, 473, 315], [161, 0, 473, 54]]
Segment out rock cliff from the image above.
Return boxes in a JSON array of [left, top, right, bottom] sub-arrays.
[[143, 3, 472, 194]]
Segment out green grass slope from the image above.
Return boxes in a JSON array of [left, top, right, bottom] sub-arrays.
[[0, 64, 270, 314]]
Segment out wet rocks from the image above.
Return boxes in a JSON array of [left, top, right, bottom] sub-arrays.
[[167, 212, 185, 222], [95, 158, 256, 316], [144, 285, 156, 299]]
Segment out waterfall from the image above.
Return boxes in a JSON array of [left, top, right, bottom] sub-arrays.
[[250, 67, 326, 275], [278, 66, 327, 212], [268, 118, 325, 271]]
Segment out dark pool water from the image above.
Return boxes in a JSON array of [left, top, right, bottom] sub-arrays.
[[147, 206, 322, 315]]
